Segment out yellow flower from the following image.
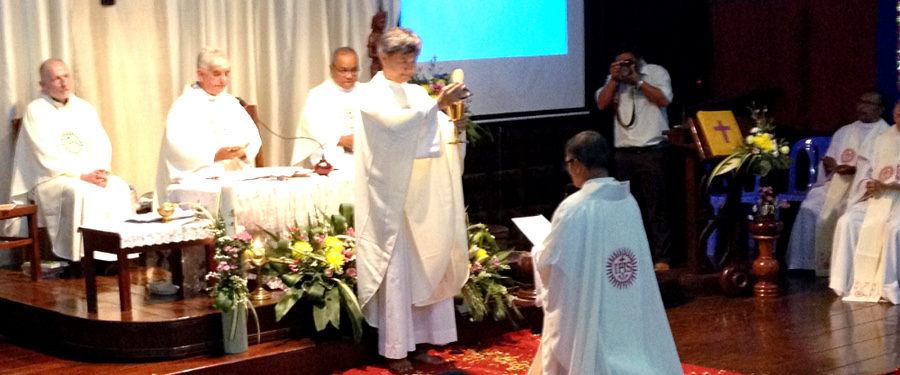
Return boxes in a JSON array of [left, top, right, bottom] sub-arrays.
[[753, 134, 774, 152], [324, 236, 343, 251], [475, 248, 488, 262], [325, 246, 345, 269], [292, 241, 313, 259]]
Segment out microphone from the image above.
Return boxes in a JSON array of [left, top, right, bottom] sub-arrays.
[[236, 97, 334, 176]]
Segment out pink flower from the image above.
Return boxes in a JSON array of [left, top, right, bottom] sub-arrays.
[[343, 249, 354, 260], [313, 234, 325, 247], [290, 226, 298, 233], [779, 199, 791, 209], [216, 261, 232, 272], [471, 262, 483, 273], [346, 268, 357, 278], [224, 245, 239, 253], [324, 268, 334, 278], [492, 256, 501, 268], [345, 228, 355, 237], [234, 231, 252, 242]]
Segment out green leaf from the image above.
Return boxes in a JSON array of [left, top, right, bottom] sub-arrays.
[[307, 282, 325, 304], [334, 279, 365, 342], [339, 203, 354, 226], [275, 287, 303, 321], [281, 272, 301, 287], [330, 214, 347, 234], [708, 153, 749, 189], [312, 303, 328, 332], [324, 287, 341, 329]]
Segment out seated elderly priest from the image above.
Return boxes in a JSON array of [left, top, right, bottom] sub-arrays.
[[529, 131, 681, 374], [9, 59, 133, 263], [156, 47, 262, 206]]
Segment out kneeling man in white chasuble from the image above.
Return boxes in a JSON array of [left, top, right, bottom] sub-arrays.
[[156, 47, 262, 206], [9, 59, 133, 262], [354, 27, 471, 373], [830, 101, 900, 304], [529, 131, 681, 375]]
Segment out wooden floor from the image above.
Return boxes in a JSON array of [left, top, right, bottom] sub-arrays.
[[668, 275, 900, 375], [1, 270, 899, 374]]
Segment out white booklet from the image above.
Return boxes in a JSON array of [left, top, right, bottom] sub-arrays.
[[511, 215, 551, 246]]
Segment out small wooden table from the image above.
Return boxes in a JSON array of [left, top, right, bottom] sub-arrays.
[[81, 227, 215, 313], [0, 204, 41, 281]]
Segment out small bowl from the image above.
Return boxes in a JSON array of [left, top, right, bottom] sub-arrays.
[[147, 280, 180, 296]]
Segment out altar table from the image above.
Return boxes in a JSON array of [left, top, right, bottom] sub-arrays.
[[166, 167, 354, 235]]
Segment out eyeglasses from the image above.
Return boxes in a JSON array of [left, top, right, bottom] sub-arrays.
[[563, 158, 577, 168]]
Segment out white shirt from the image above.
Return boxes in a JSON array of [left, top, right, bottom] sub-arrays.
[[291, 79, 361, 170], [596, 62, 673, 148], [156, 83, 262, 205]]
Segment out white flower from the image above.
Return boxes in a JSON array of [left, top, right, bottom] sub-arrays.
[[745, 135, 755, 145], [780, 145, 790, 154]]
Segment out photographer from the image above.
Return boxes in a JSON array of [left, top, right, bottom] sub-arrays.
[[595, 47, 675, 271]]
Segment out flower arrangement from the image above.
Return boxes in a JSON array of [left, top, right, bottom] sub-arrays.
[[409, 56, 491, 144], [263, 204, 364, 342], [710, 105, 792, 180], [200, 209, 260, 345], [749, 186, 790, 221], [459, 223, 522, 324]]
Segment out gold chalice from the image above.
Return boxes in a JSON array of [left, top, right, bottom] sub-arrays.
[[157, 202, 177, 223]]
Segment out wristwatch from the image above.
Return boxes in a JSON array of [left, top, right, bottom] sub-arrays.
[[636, 80, 645, 89]]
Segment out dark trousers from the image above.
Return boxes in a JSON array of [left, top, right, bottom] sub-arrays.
[[614, 143, 673, 264]]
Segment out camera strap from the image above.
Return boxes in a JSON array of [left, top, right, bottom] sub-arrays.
[[614, 88, 636, 129]]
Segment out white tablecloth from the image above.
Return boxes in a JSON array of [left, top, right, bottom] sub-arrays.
[[165, 167, 354, 235], [81, 217, 212, 249]]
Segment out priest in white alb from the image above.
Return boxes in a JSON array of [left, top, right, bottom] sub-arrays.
[[786, 91, 888, 274], [9, 59, 133, 262], [529, 131, 681, 374], [830, 100, 900, 303], [156, 47, 262, 206], [353, 27, 471, 373], [290, 47, 360, 171]]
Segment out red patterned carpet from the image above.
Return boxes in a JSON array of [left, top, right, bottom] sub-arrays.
[[334, 329, 741, 375]]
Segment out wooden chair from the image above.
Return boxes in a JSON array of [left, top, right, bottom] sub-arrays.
[[3, 118, 41, 280], [243, 104, 264, 167]]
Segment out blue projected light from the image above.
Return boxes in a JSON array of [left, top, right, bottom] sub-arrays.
[[399, 0, 568, 62]]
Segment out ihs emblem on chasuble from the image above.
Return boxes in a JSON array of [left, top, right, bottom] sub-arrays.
[[606, 248, 638, 289], [879, 166, 894, 182], [840, 148, 855, 163], [60, 131, 83, 154]]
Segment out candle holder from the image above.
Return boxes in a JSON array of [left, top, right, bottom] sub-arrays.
[[250, 265, 271, 301]]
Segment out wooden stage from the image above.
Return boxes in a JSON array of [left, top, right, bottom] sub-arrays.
[[0, 266, 539, 374], [3, 266, 900, 374]]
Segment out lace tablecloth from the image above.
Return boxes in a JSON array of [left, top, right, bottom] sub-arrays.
[[166, 167, 354, 235], [80, 217, 212, 249]]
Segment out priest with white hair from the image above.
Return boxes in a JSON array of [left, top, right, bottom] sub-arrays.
[[353, 27, 471, 373], [9, 58, 133, 262], [529, 131, 681, 374], [156, 47, 262, 206]]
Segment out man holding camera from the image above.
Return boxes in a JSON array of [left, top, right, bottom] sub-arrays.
[[596, 48, 674, 271]]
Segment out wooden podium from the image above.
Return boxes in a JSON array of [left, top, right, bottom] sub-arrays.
[[667, 113, 754, 295]]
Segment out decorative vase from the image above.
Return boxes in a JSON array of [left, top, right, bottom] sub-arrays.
[[748, 215, 783, 298], [221, 305, 248, 354]]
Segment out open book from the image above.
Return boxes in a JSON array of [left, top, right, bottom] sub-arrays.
[[511, 215, 551, 246]]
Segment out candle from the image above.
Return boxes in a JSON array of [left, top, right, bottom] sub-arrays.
[[219, 184, 237, 236]]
